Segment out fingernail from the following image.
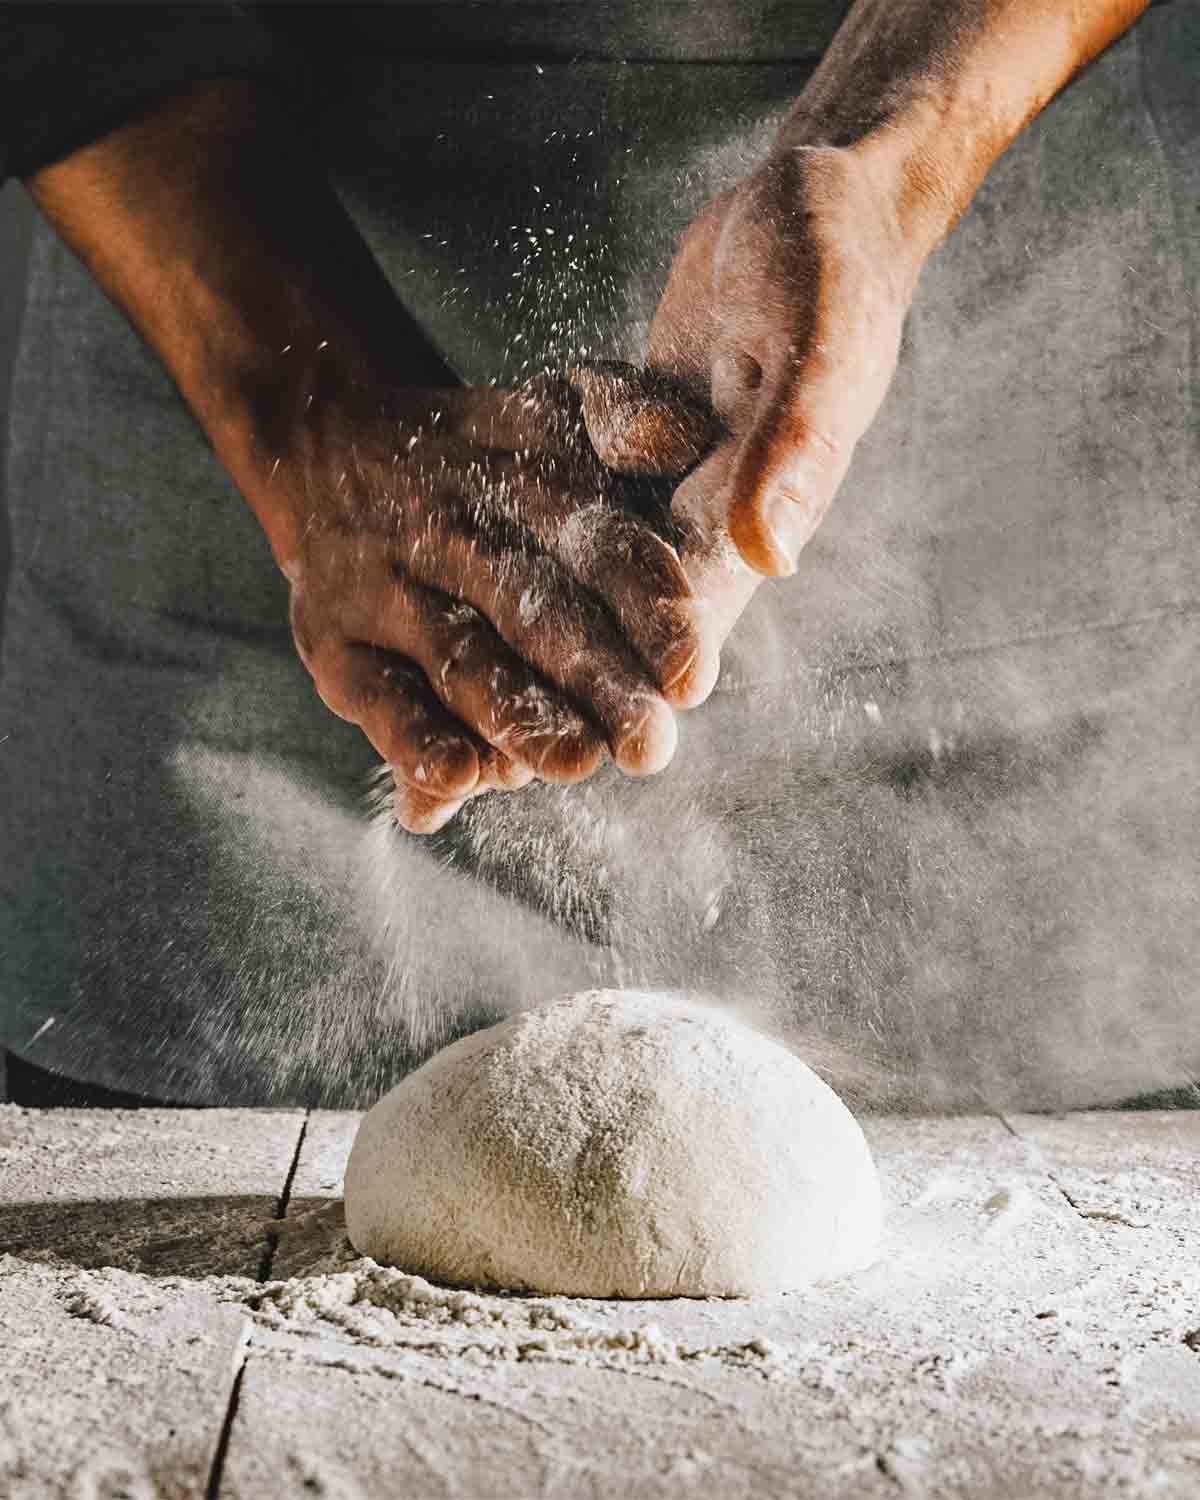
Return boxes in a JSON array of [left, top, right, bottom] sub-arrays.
[[662, 641, 697, 693], [395, 793, 466, 835], [484, 751, 534, 790], [765, 489, 815, 575], [661, 603, 720, 708], [427, 738, 479, 799], [615, 697, 677, 777], [536, 729, 603, 785]]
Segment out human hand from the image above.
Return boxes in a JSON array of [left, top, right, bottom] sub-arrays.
[[21, 79, 721, 835], [641, 145, 920, 646], [269, 372, 719, 832], [643, 0, 1151, 634]]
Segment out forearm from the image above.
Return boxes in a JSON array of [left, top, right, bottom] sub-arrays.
[[26, 77, 455, 561], [779, 0, 1152, 259]]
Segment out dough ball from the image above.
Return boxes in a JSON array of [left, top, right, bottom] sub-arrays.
[[344, 990, 883, 1298]]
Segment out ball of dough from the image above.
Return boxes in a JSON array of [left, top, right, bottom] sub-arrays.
[[344, 990, 883, 1298]]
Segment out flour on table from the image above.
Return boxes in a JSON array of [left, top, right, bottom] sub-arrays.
[[243, 1259, 788, 1370]]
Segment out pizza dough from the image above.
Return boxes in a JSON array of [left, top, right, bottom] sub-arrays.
[[344, 990, 883, 1298]]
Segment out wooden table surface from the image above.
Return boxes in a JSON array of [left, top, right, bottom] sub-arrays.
[[2, 1105, 1198, 1499]]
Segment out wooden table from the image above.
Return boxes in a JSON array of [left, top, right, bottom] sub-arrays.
[[2, 1106, 1198, 1498]]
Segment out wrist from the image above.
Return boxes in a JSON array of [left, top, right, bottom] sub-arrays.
[[774, 101, 991, 273], [201, 318, 411, 567], [775, 0, 1152, 266]]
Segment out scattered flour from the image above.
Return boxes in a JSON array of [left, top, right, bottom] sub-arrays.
[[241, 1258, 787, 1372], [4, 1109, 1200, 1498]]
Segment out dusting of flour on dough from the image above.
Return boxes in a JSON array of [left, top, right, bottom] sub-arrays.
[[344, 989, 882, 1298]]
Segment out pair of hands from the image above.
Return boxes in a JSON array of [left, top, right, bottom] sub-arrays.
[[30, 0, 1149, 835], [285, 146, 914, 831]]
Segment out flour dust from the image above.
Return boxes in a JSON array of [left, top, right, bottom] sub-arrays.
[[130, 104, 1200, 1114]]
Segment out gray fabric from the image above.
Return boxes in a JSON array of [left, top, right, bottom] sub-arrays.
[[1, 5, 1197, 1108], [0, 182, 34, 641], [0, 4, 309, 183], [321, 1, 851, 61]]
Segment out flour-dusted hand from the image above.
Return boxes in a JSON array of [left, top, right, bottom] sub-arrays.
[[649, 147, 913, 584], [269, 375, 719, 831], [28, 0, 1152, 832], [636, 145, 919, 661], [638, 0, 1153, 649], [26, 79, 720, 835]]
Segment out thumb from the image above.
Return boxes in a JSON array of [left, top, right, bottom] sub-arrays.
[[723, 375, 852, 578], [568, 361, 720, 477]]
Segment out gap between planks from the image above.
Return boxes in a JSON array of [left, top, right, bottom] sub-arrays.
[[207, 1107, 312, 1499]]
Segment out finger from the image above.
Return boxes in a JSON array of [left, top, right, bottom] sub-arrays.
[[305, 641, 483, 800], [404, 382, 588, 460], [716, 270, 904, 577], [670, 441, 765, 651], [390, 748, 533, 834], [567, 362, 720, 477], [466, 461, 719, 709], [478, 742, 535, 791], [389, 781, 469, 835], [294, 546, 600, 784], [723, 373, 853, 578], [390, 765, 528, 834], [376, 424, 715, 716], [340, 575, 605, 784], [554, 504, 719, 709], [402, 511, 678, 775]]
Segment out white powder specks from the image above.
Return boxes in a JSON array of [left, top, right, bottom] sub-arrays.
[[242, 1260, 783, 1371]]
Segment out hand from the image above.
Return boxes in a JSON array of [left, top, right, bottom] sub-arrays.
[[643, 0, 1151, 633], [642, 145, 920, 647], [270, 370, 720, 832], [21, 79, 719, 836]]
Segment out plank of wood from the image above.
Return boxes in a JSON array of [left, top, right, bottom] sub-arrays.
[[1017, 1111, 1200, 1230], [1007, 1108, 1200, 1183], [0, 1104, 306, 1277], [219, 1112, 1200, 1498], [0, 1257, 249, 1500], [221, 1348, 906, 1500], [290, 1111, 359, 1202], [269, 1111, 359, 1281], [0, 1105, 308, 1498]]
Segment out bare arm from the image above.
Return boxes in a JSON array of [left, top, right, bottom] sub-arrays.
[[26, 78, 456, 564], [786, 0, 1152, 260]]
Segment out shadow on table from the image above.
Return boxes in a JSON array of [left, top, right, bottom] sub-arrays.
[[0, 1193, 353, 1281], [2, 1194, 280, 1279]]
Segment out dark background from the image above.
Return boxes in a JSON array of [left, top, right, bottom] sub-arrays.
[[0, 181, 33, 640]]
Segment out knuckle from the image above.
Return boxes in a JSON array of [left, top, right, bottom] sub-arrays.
[[436, 601, 486, 658], [349, 677, 384, 716], [313, 670, 354, 720], [632, 533, 690, 600], [288, 598, 319, 661], [555, 502, 612, 576], [292, 624, 318, 665], [428, 605, 489, 692], [392, 794, 437, 835], [331, 671, 377, 722]]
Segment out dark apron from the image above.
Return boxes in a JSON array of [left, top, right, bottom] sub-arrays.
[[1, 3, 1196, 1109]]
